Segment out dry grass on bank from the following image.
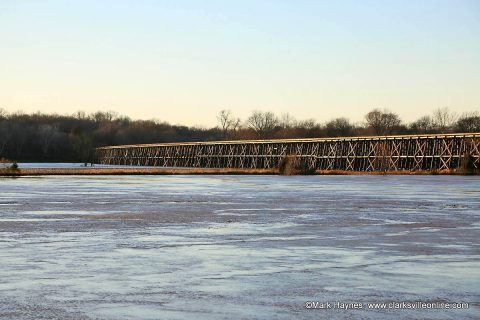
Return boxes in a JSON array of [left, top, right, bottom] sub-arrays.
[[0, 167, 278, 176], [0, 167, 474, 176]]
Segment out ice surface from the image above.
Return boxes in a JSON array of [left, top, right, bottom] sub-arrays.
[[0, 175, 479, 319]]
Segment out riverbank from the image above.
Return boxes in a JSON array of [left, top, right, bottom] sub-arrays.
[[0, 167, 474, 176], [0, 167, 278, 176]]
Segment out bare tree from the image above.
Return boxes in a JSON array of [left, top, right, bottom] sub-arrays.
[[247, 111, 278, 138], [432, 107, 457, 133], [39, 124, 60, 155], [409, 115, 434, 134], [0, 109, 9, 156], [326, 117, 354, 137], [276, 113, 297, 138], [365, 109, 384, 135], [0, 121, 11, 156], [217, 109, 240, 139], [10, 122, 29, 157], [294, 119, 322, 138], [456, 112, 480, 133], [74, 111, 87, 120], [297, 119, 317, 130], [365, 109, 401, 135], [91, 111, 119, 124], [70, 131, 94, 162], [279, 113, 297, 129]]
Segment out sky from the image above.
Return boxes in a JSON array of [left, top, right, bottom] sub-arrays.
[[0, 0, 479, 127]]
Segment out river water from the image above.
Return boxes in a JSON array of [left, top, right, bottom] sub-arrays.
[[0, 175, 479, 319]]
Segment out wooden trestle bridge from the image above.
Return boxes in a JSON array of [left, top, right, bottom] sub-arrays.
[[96, 133, 480, 172]]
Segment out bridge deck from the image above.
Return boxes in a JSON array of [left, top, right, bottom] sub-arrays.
[[96, 133, 480, 172]]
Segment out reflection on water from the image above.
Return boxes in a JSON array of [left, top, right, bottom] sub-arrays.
[[0, 175, 479, 319]]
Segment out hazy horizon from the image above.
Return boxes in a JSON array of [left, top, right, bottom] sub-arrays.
[[1, 0, 479, 126]]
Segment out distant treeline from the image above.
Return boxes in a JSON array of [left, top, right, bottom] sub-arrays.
[[0, 107, 479, 162]]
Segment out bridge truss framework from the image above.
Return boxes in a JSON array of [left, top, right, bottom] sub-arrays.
[[96, 133, 480, 172]]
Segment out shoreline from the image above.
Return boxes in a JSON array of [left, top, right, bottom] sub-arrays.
[[0, 168, 278, 176], [0, 167, 475, 176]]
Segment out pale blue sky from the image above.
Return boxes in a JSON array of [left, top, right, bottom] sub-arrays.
[[1, 0, 479, 126]]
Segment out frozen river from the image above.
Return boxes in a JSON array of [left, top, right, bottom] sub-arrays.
[[0, 175, 479, 319]]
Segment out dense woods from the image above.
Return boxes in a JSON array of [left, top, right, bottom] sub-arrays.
[[0, 107, 478, 162]]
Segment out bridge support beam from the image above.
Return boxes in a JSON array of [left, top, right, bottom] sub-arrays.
[[96, 134, 480, 172]]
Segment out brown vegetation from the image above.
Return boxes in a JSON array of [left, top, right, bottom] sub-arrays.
[[458, 153, 480, 175], [278, 156, 316, 175], [0, 167, 473, 176], [0, 167, 278, 176]]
